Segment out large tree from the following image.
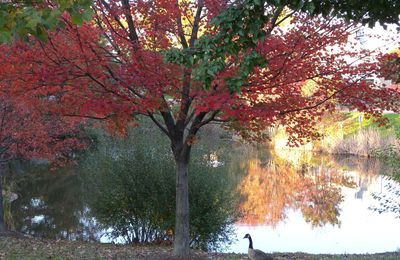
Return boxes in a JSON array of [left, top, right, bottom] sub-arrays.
[[1, 0, 399, 256]]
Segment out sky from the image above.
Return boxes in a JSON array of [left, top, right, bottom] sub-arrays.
[[360, 23, 399, 53]]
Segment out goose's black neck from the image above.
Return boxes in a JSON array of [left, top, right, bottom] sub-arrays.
[[247, 236, 253, 249]]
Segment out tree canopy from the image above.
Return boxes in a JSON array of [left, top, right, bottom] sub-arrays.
[[0, 0, 92, 42], [1, 0, 399, 43], [288, 0, 400, 27]]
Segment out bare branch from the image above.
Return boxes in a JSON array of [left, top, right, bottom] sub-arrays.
[[121, 0, 140, 44], [147, 113, 171, 139], [197, 110, 220, 128], [266, 6, 285, 36], [176, 68, 192, 133], [63, 113, 111, 120], [189, 0, 204, 47], [175, 0, 189, 48]]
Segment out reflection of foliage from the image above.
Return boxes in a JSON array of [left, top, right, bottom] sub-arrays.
[[3, 173, 16, 230], [239, 161, 296, 226], [9, 162, 98, 241], [370, 144, 400, 217], [374, 144, 400, 180], [299, 173, 346, 227], [81, 125, 241, 251], [370, 178, 400, 218], [239, 154, 356, 227]]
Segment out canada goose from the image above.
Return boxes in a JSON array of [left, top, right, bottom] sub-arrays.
[[243, 233, 273, 260]]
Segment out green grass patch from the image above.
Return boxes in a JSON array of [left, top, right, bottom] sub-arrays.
[[341, 112, 400, 136]]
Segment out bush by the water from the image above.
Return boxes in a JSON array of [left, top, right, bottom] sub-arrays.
[[81, 125, 241, 251]]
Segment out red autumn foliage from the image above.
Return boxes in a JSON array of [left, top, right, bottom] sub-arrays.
[[380, 51, 400, 84], [0, 7, 397, 145], [0, 45, 86, 164], [0, 94, 86, 165]]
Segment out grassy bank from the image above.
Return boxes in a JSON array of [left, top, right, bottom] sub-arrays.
[[1, 234, 399, 259], [342, 112, 400, 135], [273, 112, 400, 157]]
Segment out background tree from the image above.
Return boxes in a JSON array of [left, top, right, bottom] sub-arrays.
[[0, 94, 86, 232], [1, 0, 399, 256]]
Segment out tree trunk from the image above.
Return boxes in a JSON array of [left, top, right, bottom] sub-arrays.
[[173, 159, 190, 256], [0, 171, 5, 232]]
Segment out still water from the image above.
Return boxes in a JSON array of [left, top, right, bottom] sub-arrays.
[[4, 146, 400, 254], [227, 148, 400, 254], [231, 170, 399, 254]]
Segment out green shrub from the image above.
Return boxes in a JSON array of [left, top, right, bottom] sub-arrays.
[[80, 125, 241, 251]]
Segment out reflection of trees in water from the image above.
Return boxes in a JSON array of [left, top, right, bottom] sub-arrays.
[[331, 155, 396, 200], [370, 177, 400, 218], [334, 155, 385, 179], [9, 163, 101, 241], [238, 151, 356, 227], [299, 166, 354, 227], [7, 133, 399, 245], [368, 146, 400, 217], [238, 147, 400, 227], [276, 149, 393, 200]]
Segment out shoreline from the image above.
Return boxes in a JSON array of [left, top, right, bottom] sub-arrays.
[[1, 233, 399, 259]]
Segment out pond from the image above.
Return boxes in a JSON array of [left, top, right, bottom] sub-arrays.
[[3, 141, 400, 254], [227, 149, 400, 254]]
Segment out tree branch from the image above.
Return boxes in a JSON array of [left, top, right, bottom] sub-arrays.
[[176, 68, 192, 134], [279, 73, 373, 116], [147, 113, 171, 139], [175, 0, 188, 48], [189, 0, 204, 47], [121, 0, 140, 44], [266, 6, 285, 36]]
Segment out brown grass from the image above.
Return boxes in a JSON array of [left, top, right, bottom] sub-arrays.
[[273, 127, 399, 157], [325, 128, 399, 156]]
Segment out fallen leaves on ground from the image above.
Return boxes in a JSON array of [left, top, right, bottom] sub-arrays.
[[1, 233, 399, 260]]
